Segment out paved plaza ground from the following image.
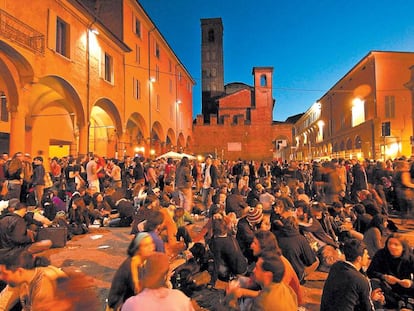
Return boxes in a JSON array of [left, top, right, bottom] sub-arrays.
[[39, 216, 414, 311]]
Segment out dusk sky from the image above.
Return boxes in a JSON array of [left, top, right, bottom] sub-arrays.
[[138, 0, 414, 121]]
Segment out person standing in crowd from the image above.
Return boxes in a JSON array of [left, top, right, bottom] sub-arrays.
[[146, 161, 158, 191], [351, 159, 369, 203], [175, 156, 193, 213], [4, 152, 24, 200], [191, 159, 202, 195], [393, 159, 414, 223], [50, 156, 62, 184], [201, 155, 219, 211], [20, 153, 33, 204], [132, 157, 146, 196], [31, 156, 46, 207], [106, 158, 122, 190], [321, 239, 381, 311], [86, 154, 99, 193]]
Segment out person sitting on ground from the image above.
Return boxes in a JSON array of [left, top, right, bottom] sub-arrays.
[[107, 232, 155, 310], [248, 253, 298, 310], [0, 248, 100, 311], [68, 197, 89, 235], [363, 214, 388, 258], [259, 185, 276, 213], [108, 196, 134, 228], [276, 216, 319, 284], [0, 201, 52, 253], [353, 203, 373, 235], [209, 218, 247, 284], [367, 233, 414, 310], [236, 206, 263, 264], [299, 202, 338, 249], [229, 230, 303, 306], [121, 252, 195, 311], [143, 210, 165, 253], [225, 188, 249, 219], [320, 239, 384, 311], [173, 206, 194, 248]]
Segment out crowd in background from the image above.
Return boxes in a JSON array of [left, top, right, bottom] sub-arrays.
[[0, 151, 413, 310]]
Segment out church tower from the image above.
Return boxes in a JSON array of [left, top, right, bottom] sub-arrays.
[[201, 18, 224, 122]]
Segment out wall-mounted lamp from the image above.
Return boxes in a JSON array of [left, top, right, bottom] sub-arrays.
[[90, 28, 99, 35]]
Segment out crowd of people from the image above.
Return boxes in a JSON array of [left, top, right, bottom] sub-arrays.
[[0, 151, 413, 310]]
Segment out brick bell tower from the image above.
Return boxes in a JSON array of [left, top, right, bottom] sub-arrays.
[[201, 18, 224, 123]]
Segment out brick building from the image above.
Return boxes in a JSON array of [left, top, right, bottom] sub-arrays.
[[193, 18, 293, 162]]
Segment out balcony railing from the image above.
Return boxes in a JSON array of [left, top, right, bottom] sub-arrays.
[[0, 9, 44, 54]]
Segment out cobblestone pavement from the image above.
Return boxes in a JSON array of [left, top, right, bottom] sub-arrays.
[[39, 217, 414, 311]]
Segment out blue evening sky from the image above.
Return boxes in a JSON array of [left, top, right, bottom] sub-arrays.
[[138, 0, 414, 121]]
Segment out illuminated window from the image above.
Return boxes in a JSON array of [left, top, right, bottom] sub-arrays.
[[317, 120, 325, 142], [385, 95, 395, 118], [352, 98, 365, 127], [56, 17, 69, 57]]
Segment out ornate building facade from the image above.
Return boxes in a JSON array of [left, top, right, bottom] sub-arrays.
[[0, 0, 194, 159]]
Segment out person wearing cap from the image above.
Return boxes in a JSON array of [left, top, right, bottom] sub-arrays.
[[31, 156, 46, 207], [236, 205, 263, 264], [107, 232, 155, 310], [121, 252, 195, 311], [0, 201, 52, 253]]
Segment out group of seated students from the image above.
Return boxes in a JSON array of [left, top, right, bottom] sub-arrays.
[[103, 170, 412, 311], [1, 161, 413, 310]]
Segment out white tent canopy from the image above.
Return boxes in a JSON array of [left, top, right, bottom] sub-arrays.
[[156, 151, 196, 160]]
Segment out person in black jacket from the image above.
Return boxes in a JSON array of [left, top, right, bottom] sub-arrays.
[[209, 218, 247, 283], [0, 201, 51, 253], [321, 239, 381, 311]]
